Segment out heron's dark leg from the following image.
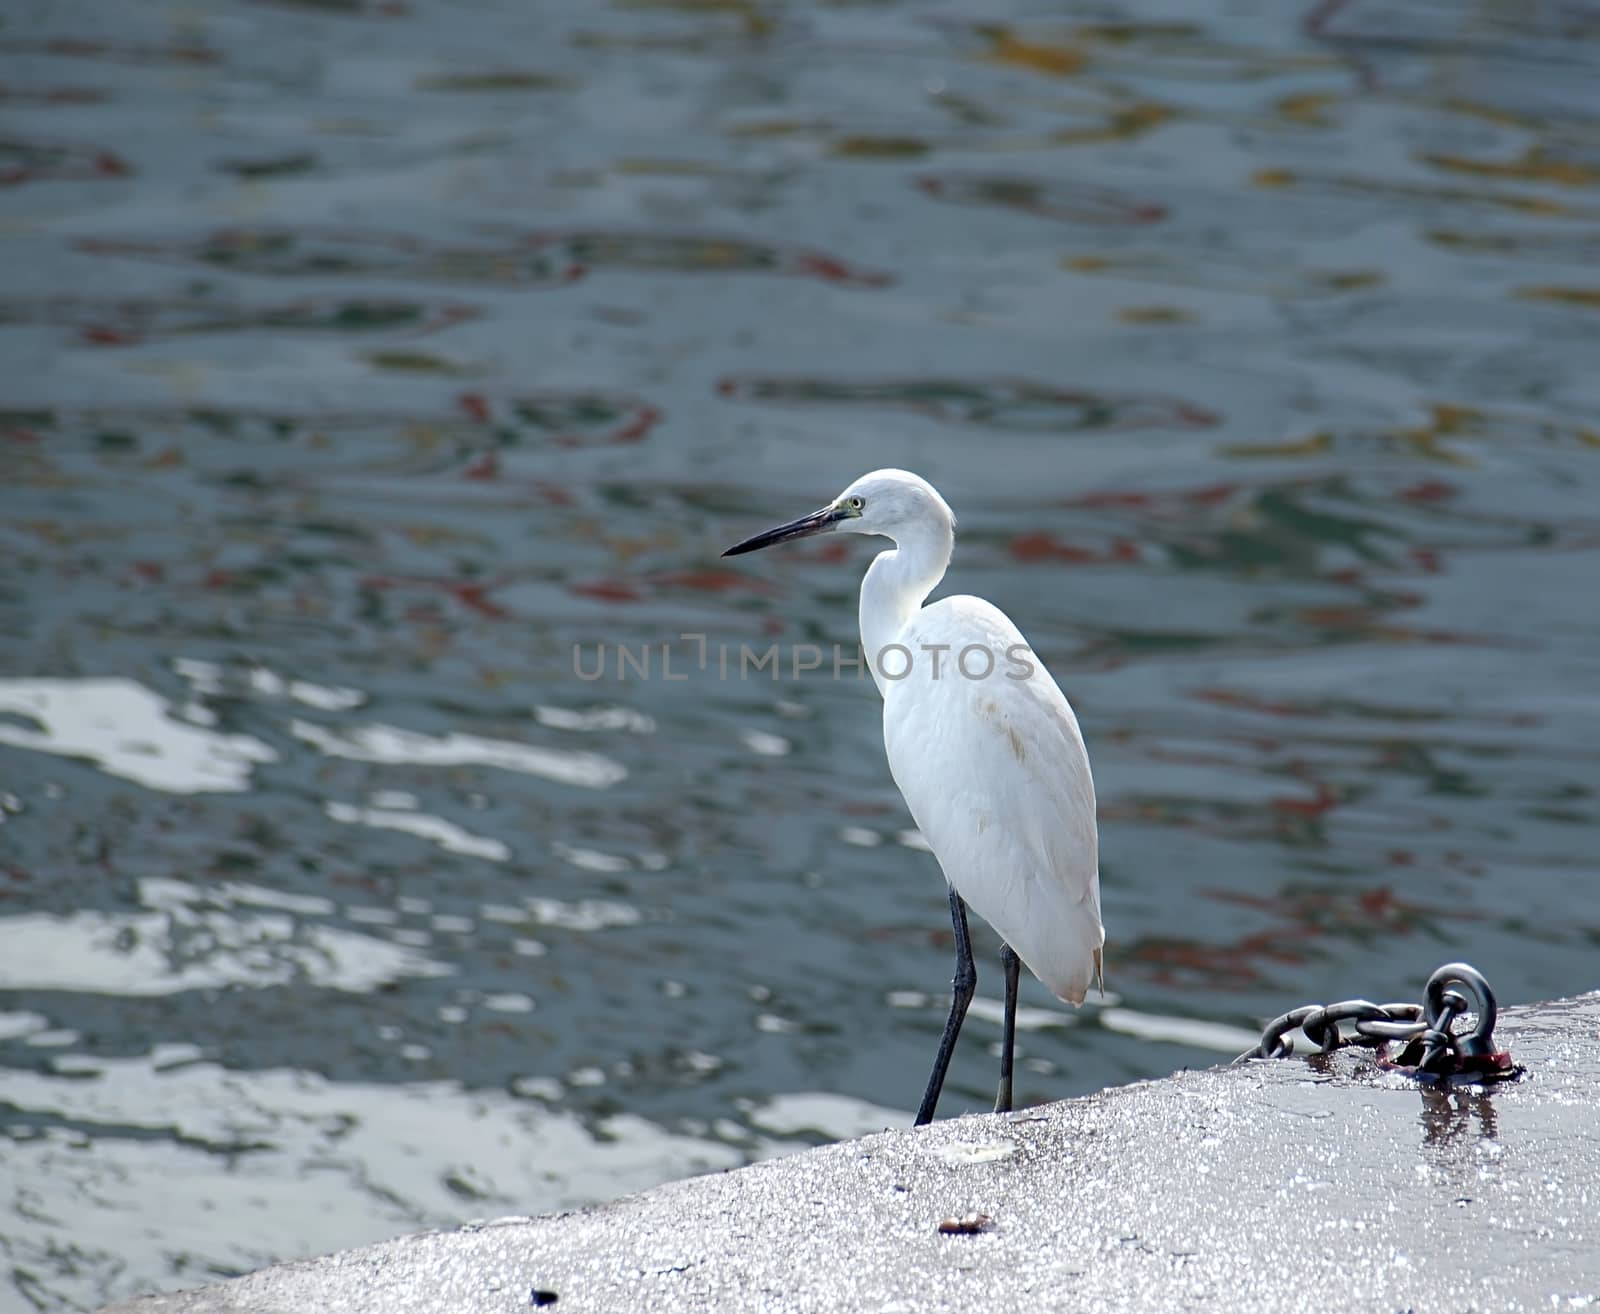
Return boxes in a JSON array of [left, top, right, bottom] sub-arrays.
[[994, 944, 1021, 1114], [914, 887, 976, 1126]]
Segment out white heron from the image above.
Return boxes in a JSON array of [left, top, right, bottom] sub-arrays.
[[724, 468, 1103, 1124]]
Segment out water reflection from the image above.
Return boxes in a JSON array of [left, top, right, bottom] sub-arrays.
[[1414, 1085, 1506, 1201], [915, 174, 1166, 225], [0, 296, 482, 346], [1061, 250, 1386, 299], [0, 678, 277, 793], [716, 376, 1218, 431], [1097, 1007, 1262, 1053], [2, 0, 1599, 1308], [76, 228, 893, 288], [0, 878, 451, 995], [324, 797, 512, 862], [294, 720, 626, 789], [1418, 1085, 1500, 1150], [0, 138, 130, 185], [0, 1049, 785, 1308]]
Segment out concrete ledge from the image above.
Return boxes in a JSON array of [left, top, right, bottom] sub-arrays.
[[104, 994, 1600, 1314]]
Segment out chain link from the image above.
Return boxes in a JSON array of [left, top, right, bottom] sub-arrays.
[[1236, 962, 1519, 1085]]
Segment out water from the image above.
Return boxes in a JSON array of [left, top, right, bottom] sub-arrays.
[[2, 0, 1598, 1308]]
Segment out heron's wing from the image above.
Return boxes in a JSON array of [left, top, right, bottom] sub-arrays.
[[884, 596, 1103, 1004]]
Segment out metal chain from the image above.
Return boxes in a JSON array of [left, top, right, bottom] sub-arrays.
[[1236, 962, 1519, 1084]]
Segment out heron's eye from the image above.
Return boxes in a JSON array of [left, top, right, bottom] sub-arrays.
[[847, 496, 864, 512]]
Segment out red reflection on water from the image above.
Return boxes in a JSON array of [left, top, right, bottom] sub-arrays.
[[0, 38, 222, 64], [454, 392, 662, 448], [457, 393, 492, 423], [916, 174, 1167, 225], [1398, 479, 1456, 503], [521, 230, 893, 287], [1101, 788, 1345, 848], [1, 141, 130, 186], [1123, 931, 1301, 986], [611, 406, 661, 444], [571, 570, 776, 604], [1206, 883, 1478, 936], [361, 575, 510, 620], [572, 580, 640, 604], [653, 569, 766, 595], [1064, 482, 1241, 514], [789, 251, 893, 287], [1010, 532, 1143, 565], [1125, 878, 1483, 989]]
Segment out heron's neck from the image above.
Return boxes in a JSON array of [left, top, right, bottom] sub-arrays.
[[858, 519, 954, 697]]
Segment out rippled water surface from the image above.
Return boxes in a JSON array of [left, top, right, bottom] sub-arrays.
[[3, 0, 1600, 1308]]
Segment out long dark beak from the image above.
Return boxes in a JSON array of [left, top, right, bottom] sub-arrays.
[[722, 505, 846, 557]]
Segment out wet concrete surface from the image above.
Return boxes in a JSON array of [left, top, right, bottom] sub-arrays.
[[103, 992, 1600, 1314]]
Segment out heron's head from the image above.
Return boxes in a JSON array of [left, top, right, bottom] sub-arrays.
[[722, 469, 955, 557]]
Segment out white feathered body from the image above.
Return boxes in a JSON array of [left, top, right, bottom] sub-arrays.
[[882, 595, 1103, 1004]]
